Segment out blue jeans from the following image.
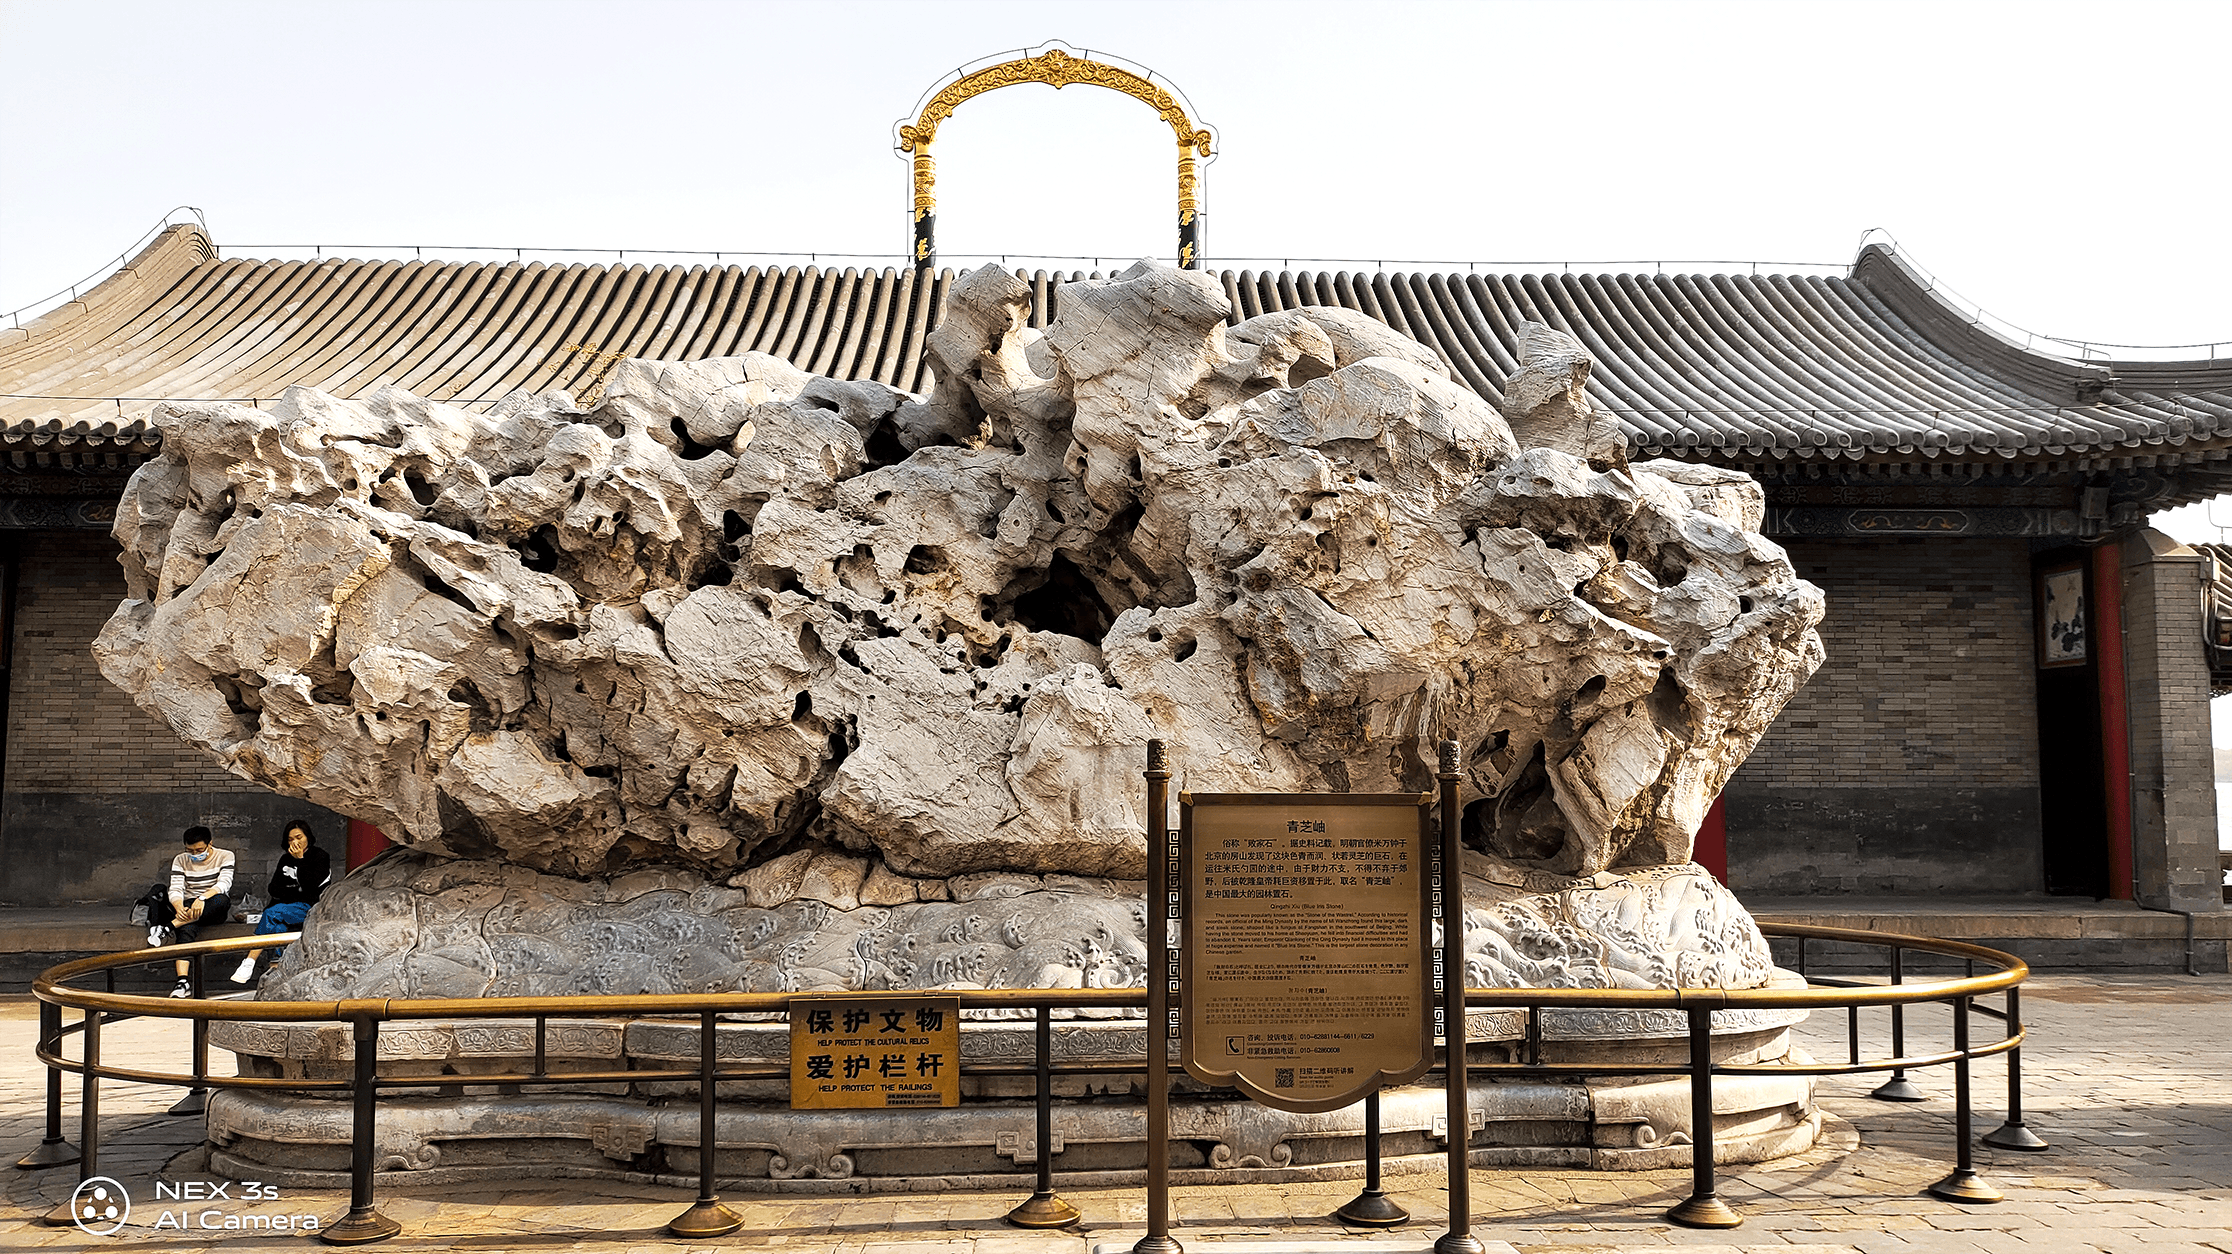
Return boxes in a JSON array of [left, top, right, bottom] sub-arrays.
[[255, 900, 311, 936]]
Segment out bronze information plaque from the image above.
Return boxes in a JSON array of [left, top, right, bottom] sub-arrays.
[[789, 995, 961, 1109], [1179, 792, 1434, 1113]]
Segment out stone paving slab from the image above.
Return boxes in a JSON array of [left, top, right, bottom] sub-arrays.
[[5, 974, 2230, 1252]]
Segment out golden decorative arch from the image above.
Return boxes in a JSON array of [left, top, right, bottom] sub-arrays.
[[896, 46, 1213, 270]]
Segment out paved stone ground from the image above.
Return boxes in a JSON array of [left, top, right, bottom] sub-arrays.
[[3, 975, 2227, 1252]]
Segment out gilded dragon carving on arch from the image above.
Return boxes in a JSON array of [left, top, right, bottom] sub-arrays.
[[896, 46, 1212, 268], [897, 47, 1212, 157]]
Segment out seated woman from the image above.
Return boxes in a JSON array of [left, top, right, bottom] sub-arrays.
[[231, 820, 332, 985]]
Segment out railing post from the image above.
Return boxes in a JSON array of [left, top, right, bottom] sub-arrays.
[[1135, 739, 1180, 1254], [15, 998, 79, 1168], [1928, 996, 2003, 1203], [1336, 1090, 1407, 1226], [321, 1015, 401, 1244], [170, 987, 210, 1116], [1006, 1003, 1081, 1227], [1434, 740, 1482, 1254], [39, 1009, 101, 1226], [1665, 1004, 1741, 1228], [1983, 985, 2048, 1151], [667, 1010, 743, 1237], [1872, 947, 1924, 1101]]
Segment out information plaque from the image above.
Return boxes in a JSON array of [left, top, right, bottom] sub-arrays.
[[1179, 792, 1435, 1113], [789, 994, 961, 1109]]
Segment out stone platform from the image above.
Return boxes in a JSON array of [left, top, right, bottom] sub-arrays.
[[202, 992, 1818, 1189]]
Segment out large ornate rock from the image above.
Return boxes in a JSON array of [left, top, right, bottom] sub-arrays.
[[95, 260, 1823, 891]]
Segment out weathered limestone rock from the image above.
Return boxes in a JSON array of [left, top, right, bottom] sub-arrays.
[[96, 257, 1822, 904]]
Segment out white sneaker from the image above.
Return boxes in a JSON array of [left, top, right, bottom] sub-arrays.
[[230, 958, 257, 985], [169, 979, 192, 999], [147, 925, 167, 947]]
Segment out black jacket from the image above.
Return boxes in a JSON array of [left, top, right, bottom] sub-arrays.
[[266, 847, 332, 906]]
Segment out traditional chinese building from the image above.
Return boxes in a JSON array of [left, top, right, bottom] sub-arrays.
[[1, 222, 2223, 912]]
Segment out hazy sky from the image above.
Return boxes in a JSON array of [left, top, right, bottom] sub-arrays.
[[1, 0, 2226, 536]]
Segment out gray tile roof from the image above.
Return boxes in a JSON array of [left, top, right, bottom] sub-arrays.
[[4, 225, 2227, 479]]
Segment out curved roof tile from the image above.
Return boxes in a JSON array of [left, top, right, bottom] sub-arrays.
[[4, 225, 2228, 480]]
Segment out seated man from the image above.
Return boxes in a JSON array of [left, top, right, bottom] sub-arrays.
[[148, 825, 234, 997]]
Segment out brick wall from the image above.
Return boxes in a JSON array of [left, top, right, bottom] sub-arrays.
[[1723, 536, 2047, 895], [5, 531, 240, 793], [1, 531, 343, 905], [2120, 528, 2222, 910]]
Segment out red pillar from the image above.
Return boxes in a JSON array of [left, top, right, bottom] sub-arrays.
[[1694, 795, 1729, 884], [344, 819, 393, 873], [2093, 541, 2134, 900]]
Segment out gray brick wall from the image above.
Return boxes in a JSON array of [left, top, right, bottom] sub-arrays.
[[0, 531, 343, 905], [5, 531, 241, 793], [2120, 528, 2221, 911], [1724, 536, 2046, 895], [1741, 537, 2042, 787]]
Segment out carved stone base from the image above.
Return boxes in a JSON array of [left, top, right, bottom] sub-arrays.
[[205, 1007, 1821, 1188]]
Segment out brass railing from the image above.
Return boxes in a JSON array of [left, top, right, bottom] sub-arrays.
[[23, 923, 2043, 1244]]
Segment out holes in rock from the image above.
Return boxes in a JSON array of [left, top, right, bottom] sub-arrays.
[[1473, 743, 1569, 866], [1300, 506, 1314, 521], [516, 527, 562, 574], [1172, 636, 1197, 663], [903, 545, 948, 576], [1127, 453, 1143, 483], [1147, 627, 1163, 642], [1657, 555, 1689, 585], [422, 569, 478, 613], [1544, 536, 1571, 552], [995, 552, 1116, 643], [792, 691, 814, 724], [1315, 530, 1341, 572], [1044, 499, 1065, 525], [1611, 536, 1630, 562], [1473, 729, 1510, 766], [669, 417, 722, 461], [1738, 596, 1755, 614], [1648, 669, 1693, 740], [805, 394, 842, 414], [1574, 674, 1606, 705], [214, 673, 264, 719], [723, 510, 753, 542], [1364, 535, 1378, 547], [837, 544, 882, 597], [796, 622, 829, 666], [447, 677, 496, 733], [687, 556, 734, 590], [541, 621, 580, 641], [979, 492, 1013, 539], [403, 468, 439, 508], [864, 420, 907, 467]]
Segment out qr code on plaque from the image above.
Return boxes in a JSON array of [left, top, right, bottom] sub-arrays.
[[1274, 1068, 1294, 1089]]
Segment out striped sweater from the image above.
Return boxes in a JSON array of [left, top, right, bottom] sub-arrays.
[[168, 848, 235, 905]]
